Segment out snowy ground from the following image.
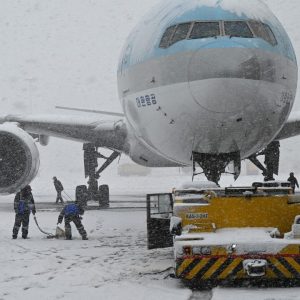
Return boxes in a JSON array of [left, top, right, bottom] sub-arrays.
[[2, 185, 300, 300], [0, 199, 191, 300]]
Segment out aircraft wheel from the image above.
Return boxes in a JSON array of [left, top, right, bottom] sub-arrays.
[[75, 185, 88, 204], [98, 184, 109, 208]]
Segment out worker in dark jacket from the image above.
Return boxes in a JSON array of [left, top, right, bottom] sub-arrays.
[[53, 176, 64, 204], [287, 172, 299, 194], [12, 185, 36, 239], [57, 200, 88, 240]]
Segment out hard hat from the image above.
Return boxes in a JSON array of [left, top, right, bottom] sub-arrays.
[[22, 185, 32, 193]]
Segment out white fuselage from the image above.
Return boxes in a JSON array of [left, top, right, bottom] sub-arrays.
[[117, 0, 298, 168]]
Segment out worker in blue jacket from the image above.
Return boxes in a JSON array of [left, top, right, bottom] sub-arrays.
[[12, 185, 36, 239], [57, 200, 88, 240]]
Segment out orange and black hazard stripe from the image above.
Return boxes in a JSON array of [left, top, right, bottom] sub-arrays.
[[176, 256, 300, 281], [267, 257, 300, 279], [176, 257, 244, 281]]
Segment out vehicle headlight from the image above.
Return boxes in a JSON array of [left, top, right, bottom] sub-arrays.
[[227, 244, 237, 254], [200, 246, 211, 255], [192, 246, 211, 256], [192, 247, 202, 255]]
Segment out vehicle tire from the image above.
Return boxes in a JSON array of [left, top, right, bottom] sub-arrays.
[[99, 184, 109, 208], [76, 185, 88, 204]]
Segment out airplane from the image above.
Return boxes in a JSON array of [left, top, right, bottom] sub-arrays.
[[0, 0, 299, 205]]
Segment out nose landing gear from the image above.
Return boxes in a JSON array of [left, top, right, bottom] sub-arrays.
[[192, 151, 241, 185]]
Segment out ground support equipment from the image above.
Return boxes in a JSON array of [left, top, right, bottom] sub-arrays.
[[147, 182, 300, 287]]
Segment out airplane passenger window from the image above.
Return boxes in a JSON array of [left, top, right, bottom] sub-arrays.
[[224, 21, 253, 38], [169, 23, 191, 46], [249, 21, 277, 46], [189, 22, 220, 39], [159, 25, 176, 48]]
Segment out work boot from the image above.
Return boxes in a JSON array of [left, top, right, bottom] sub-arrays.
[[82, 236, 88, 240], [22, 235, 28, 239], [12, 235, 17, 239]]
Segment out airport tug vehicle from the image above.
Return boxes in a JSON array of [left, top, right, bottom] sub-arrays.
[[146, 182, 300, 286]]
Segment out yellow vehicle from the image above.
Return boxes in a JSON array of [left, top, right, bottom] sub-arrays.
[[146, 182, 300, 287]]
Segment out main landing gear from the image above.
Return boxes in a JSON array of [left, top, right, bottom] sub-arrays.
[[191, 141, 280, 185], [75, 143, 120, 208], [248, 141, 280, 182]]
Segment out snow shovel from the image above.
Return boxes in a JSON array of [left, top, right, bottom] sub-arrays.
[[33, 215, 56, 239]]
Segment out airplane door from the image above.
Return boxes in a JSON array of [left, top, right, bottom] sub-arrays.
[[146, 193, 173, 250]]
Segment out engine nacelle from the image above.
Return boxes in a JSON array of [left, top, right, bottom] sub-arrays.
[[0, 123, 40, 194]]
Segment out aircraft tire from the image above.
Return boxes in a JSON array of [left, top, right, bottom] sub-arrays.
[[76, 185, 88, 203], [98, 184, 109, 208]]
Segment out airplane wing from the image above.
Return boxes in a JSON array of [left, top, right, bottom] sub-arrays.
[[275, 112, 300, 141], [0, 114, 128, 152]]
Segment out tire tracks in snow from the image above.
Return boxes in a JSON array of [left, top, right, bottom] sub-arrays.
[[189, 291, 212, 300]]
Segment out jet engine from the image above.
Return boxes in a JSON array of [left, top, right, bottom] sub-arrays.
[[0, 123, 40, 194]]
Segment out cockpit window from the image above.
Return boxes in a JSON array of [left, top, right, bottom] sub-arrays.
[[159, 20, 277, 48], [224, 21, 253, 38], [248, 21, 277, 46], [159, 25, 176, 48], [169, 23, 191, 46], [189, 22, 220, 39]]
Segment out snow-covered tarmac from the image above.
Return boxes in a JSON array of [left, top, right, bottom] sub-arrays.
[[0, 201, 187, 300], [1, 191, 300, 300]]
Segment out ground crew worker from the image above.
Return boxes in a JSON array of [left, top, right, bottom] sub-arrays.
[[12, 185, 36, 239], [57, 201, 88, 240], [53, 176, 64, 204], [287, 172, 299, 194]]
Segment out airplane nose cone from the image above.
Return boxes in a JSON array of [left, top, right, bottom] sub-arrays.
[[188, 41, 268, 113]]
